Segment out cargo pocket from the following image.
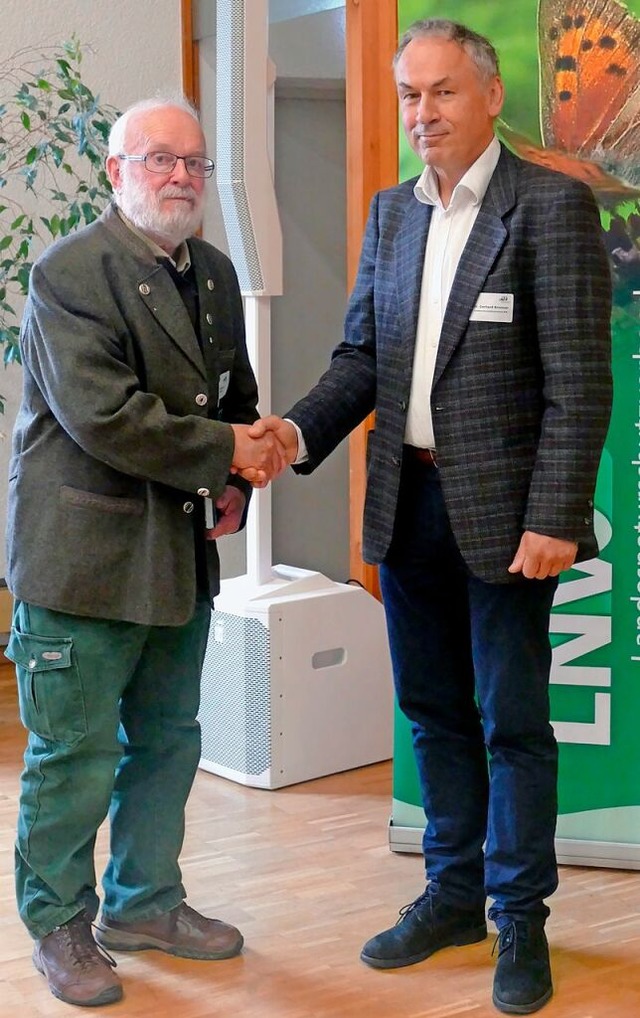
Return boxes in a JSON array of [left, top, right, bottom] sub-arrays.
[[5, 628, 86, 747]]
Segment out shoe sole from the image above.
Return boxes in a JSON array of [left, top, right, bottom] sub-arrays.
[[94, 927, 244, 961], [492, 986, 553, 1015], [360, 923, 488, 970], [33, 953, 123, 1007]]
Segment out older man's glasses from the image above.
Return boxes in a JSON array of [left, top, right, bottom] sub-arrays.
[[118, 152, 215, 178]]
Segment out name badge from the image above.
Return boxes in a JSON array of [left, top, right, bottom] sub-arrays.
[[218, 370, 230, 402], [469, 292, 514, 323]]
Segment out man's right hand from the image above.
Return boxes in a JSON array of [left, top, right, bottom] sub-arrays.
[[248, 416, 298, 461], [230, 423, 289, 487]]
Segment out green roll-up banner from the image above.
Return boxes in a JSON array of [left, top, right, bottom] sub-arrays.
[[390, 0, 640, 868]]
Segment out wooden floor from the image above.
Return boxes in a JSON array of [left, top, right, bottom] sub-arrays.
[[1, 661, 640, 1018]]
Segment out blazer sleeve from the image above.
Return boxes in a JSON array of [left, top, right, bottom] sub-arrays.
[[287, 193, 380, 472], [524, 179, 613, 540]]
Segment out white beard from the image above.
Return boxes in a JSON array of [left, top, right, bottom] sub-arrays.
[[117, 171, 204, 248]]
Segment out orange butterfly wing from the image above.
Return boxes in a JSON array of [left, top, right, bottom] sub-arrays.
[[498, 121, 640, 197], [504, 0, 640, 198], [538, 0, 640, 161]]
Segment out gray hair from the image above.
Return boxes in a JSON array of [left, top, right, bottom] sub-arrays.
[[108, 95, 201, 156], [393, 19, 500, 82]]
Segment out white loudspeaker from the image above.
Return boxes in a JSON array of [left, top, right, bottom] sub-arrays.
[[198, 567, 394, 789], [215, 0, 282, 297]]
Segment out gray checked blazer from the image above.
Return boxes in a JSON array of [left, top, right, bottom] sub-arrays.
[[289, 145, 613, 582], [6, 203, 258, 625]]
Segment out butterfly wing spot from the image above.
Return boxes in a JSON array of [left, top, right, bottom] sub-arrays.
[[561, 15, 573, 29], [607, 64, 627, 77], [598, 36, 617, 49], [574, 15, 586, 29], [556, 55, 578, 70], [581, 39, 594, 51], [559, 90, 573, 102]]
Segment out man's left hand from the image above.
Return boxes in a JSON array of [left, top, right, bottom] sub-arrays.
[[508, 531, 578, 579], [205, 485, 246, 540]]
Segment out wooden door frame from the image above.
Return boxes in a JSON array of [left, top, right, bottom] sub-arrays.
[[180, 0, 399, 599], [345, 1, 398, 597]]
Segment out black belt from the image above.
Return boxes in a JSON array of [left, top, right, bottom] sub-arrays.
[[404, 445, 438, 467]]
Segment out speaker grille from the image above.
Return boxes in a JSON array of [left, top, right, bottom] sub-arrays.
[[216, 0, 265, 293], [198, 610, 271, 775]]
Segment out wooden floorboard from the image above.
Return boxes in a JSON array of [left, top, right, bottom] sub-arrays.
[[1, 660, 639, 1016]]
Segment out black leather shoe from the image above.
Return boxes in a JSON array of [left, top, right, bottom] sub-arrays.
[[360, 889, 487, 969], [492, 920, 552, 1014]]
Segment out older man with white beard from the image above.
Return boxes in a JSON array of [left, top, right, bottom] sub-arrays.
[[5, 97, 283, 1008]]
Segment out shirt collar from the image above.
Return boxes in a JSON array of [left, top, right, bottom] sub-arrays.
[[413, 136, 501, 210], [115, 207, 191, 273]]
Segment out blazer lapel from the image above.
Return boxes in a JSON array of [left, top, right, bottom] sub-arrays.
[[136, 264, 206, 379], [99, 202, 206, 379], [432, 145, 518, 388], [395, 197, 432, 383]]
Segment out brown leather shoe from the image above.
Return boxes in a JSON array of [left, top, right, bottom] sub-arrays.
[[33, 911, 122, 1007], [95, 901, 244, 960]]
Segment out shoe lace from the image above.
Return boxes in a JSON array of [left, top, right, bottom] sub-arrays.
[[492, 920, 529, 962], [54, 913, 118, 971], [396, 889, 432, 926]]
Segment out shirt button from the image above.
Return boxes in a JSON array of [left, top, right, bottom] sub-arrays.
[[206, 312, 214, 325], [139, 283, 151, 296], [207, 279, 215, 291], [197, 487, 210, 497], [399, 400, 407, 412], [208, 336, 214, 344], [183, 502, 195, 514], [195, 393, 208, 407], [28, 658, 37, 669]]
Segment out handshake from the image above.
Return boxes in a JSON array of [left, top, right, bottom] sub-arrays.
[[230, 416, 299, 487]]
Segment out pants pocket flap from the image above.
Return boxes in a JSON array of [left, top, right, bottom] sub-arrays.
[[5, 628, 72, 672]]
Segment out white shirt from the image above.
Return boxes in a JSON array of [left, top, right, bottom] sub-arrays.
[[404, 135, 501, 449]]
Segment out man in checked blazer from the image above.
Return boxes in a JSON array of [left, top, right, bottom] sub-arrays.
[[250, 19, 612, 1016], [5, 97, 285, 1007]]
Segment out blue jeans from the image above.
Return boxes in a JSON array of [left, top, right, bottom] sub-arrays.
[[380, 458, 558, 923], [8, 596, 211, 939]]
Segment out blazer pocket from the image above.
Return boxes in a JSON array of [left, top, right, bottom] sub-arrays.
[[60, 485, 144, 516], [5, 628, 87, 747]]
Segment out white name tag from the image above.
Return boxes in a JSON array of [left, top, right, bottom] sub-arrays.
[[469, 292, 514, 323], [218, 370, 230, 401]]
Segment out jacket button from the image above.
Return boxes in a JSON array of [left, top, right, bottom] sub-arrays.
[[183, 502, 195, 514], [195, 393, 208, 406], [197, 487, 210, 497], [583, 516, 590, 525], [139, 283, 151, 296], [207, 279, 215, 290], [391, 456, 401, 467], [399, 400, 407, 412], [206, 312, 214, 325]]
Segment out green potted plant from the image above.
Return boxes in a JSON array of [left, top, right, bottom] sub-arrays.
[[0, 35, 118, 411]]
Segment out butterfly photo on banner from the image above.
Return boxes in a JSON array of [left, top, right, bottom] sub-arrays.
[[499, 0, 640, 202]]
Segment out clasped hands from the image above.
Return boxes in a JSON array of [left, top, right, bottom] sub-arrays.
[[230, 416, 298, 487]]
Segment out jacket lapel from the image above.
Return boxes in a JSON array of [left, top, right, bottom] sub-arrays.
[[432, 145, 518, 388], [395, 196, 432, 384], [99, 203, 206, 379], [136, 264, 206, 379]]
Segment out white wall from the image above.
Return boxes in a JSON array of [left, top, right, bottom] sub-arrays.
[[0, 0, 182, 575]]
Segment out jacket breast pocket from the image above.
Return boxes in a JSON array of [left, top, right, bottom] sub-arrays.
[[5, 628, 86, 747]]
